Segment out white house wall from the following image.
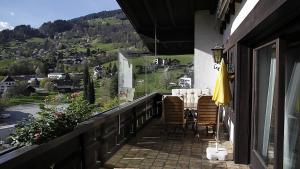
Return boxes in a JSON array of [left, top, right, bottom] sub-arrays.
[[118, 53, 133, 89], [194, 11, 222, 93], [221, 0, 259, 144], [223, 0, 260, 44]]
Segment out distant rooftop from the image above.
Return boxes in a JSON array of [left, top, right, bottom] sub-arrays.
[[1, 76, 15, 83]]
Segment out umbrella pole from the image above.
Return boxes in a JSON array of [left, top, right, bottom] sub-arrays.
[[216, 105, 222, 151]]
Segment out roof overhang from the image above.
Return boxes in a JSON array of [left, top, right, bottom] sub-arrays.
[[117, 0, 218, 54]]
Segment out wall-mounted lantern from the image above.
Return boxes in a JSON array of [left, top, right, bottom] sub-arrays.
[[211, 44, 224, 64], [211, 44, 224, 70]]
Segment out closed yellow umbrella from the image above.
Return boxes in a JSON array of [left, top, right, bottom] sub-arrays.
[[212, 59, 232, 106], [207, 58, 232, 158]]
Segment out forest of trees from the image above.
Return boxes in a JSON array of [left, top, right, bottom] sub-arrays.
[[0, 9, 140, 46]]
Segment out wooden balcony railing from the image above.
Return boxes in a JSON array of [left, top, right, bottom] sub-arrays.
[[0, 92, 162, 169]]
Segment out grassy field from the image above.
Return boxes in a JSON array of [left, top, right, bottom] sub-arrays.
[[128, 55, 193, 65], [4, 92, 65, 106], [102, 54, 193, 68], [91, 42, 117, 51], [135, 68, 185, 94], [26, 37, 45, 44], [101, 54, 193, 93], [7, 95, 47, 106], [88, 17, 122, 26], [0, 59, 15, 69]]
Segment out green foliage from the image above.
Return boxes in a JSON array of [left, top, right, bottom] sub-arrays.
[[44, 81, 55, 91], [87, 79, 95, 104], [39, 20, 73, 36], [55, 63, 65, 73], [0, 25, 43, 43], [3, 81, 31, 98], [99, 97, 119, 112], [40, 78, 50, 88], [86, 48, 91, 56], [0, 98, 8, 112], [110, 75, 118, 98], [112, 63, 117, 75], [11, 97, 93, 146], [83, 64, 89, 100], [35, 62, 48, 77], [6, 60, 37, 76], [6, 93, 53, 106], [30, 78, 40, 88]]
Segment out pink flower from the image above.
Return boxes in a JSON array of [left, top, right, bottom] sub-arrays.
[[53, 112, 63, 118], [71, 92, 80, 98], [34, 133, 41, 141]]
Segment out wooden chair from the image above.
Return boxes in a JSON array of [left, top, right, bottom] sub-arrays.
[[162, 96, 185, 138], [195, 96, 218, 137]]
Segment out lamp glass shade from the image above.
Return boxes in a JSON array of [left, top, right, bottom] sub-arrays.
[[212, 48, 223, 64]]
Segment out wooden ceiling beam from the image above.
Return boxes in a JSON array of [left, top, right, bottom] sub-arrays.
[[142, 0, 157, 26], [166, 0, 176, 26], [190, 0, 195, 16], [116, 0, 141, 29]]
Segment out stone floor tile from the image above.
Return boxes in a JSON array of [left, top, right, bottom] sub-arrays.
[[103, 119, 249, 169]]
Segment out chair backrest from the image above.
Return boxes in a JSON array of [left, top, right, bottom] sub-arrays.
[[171, 89, 202, 109], [162, 96, 184, 125], [197, 96, 218, 125]]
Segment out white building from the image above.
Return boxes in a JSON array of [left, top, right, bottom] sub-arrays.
[[47, 73, 68, 80], [178, 76, 192, 88], [118, 53, 134, 101], [153, 58, 166, 66], [28, 78, 45, 84], [0, 76, 15, 93]]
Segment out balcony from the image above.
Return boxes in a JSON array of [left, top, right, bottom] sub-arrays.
[[0, 93, 248, 169]]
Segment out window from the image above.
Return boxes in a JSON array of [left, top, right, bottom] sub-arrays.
[[283, 45, 300, 169], [254, 43, 276, 167]]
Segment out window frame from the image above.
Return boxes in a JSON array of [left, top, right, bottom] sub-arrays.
[[250, 38, 285, 169]]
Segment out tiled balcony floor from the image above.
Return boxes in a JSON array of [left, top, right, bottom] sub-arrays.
[[103, 119, 249, 169]]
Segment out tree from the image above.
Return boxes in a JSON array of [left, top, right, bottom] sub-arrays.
[[88, 79, 95, 104], [4, 81, 31, 98], [112, 63, 117, 75], [30, 78, 40, 88], [8, 60, 36, 75], [35, 63, 48, 77], [39, 20, 73, 36], [55, 63, 65, 73], [161, 68, 172, 89], [83, 64, 89, 101], [110, 75, 118, 98], [83, 64, 95, 104], [107, 62, 112, 75], [86, 48, 91, 57]]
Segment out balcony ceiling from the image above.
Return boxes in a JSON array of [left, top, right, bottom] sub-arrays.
[[117, 0, 218, 54]]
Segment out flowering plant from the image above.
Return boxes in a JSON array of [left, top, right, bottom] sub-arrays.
[[11, 97, 93, 146]]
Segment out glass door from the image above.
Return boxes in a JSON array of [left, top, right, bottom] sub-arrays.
[[251, 41, 278, 169], [283, 44, 300, 169]]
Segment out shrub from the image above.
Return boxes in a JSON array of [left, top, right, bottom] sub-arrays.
[[3, 81, 30, 98], [44, 81, 55, 91], [11, 97, 93, 146], [100, 97, 119, 112], [0, 98, 8, 112], [40, 78, 49, 88]]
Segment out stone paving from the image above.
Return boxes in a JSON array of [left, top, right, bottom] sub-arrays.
[[103, 119, 249, 169]]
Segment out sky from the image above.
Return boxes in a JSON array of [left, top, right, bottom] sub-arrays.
[[0, 0, 120, 31]]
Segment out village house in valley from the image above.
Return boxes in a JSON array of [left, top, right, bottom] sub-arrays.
[[0, 76, 15, 93]]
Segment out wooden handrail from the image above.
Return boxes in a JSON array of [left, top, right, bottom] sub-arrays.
[[0, 92, 161, 169]]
